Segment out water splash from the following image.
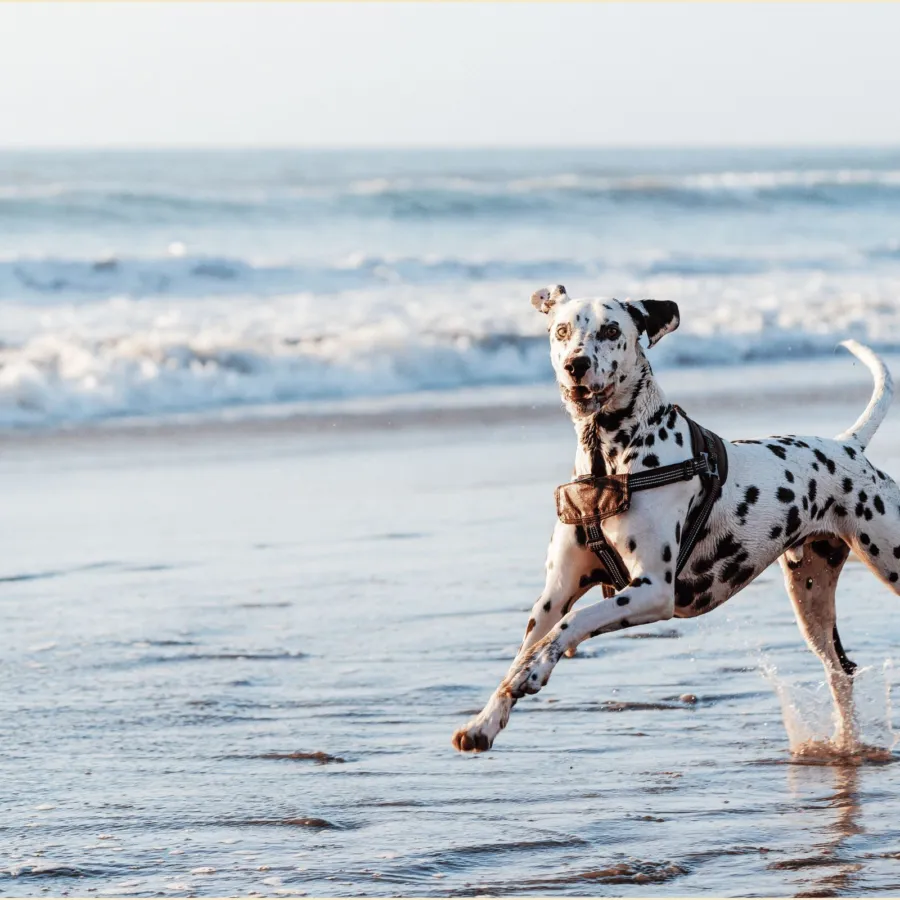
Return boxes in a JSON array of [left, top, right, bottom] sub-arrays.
[[763, 661, 897, 763]]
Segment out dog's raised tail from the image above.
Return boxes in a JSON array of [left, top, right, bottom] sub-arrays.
[[836, 340, 893, 448]]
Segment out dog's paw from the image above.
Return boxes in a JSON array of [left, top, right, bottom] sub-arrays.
[[451, 724, 494, 753], [451, 699, 512, 753]]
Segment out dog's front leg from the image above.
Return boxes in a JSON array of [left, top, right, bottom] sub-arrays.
[[501, 579, 674, 702], [451, 521, 602, 752]]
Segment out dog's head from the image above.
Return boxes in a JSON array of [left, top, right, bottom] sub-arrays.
[[532, 285, 679, 419]]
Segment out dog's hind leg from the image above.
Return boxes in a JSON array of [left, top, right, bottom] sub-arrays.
[[779, 536, 857, 750]]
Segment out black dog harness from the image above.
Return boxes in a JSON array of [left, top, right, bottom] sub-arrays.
[[555, 406, 729, 598]]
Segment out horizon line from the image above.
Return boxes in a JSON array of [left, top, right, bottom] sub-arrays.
[[2, 141, 900, 153]]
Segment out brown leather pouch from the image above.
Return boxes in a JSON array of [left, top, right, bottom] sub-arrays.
[[555, 474, 631, 526]]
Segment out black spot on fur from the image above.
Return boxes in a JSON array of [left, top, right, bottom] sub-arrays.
[[721, 552, 750, 582], [770, 525, 783, 540], [870, 543, 880, 557], [658, 428, 668, 441], [665, 570, 672, 583], [675, 582, 693, 607], [662, 544, 672, 563], [859, 490, 868, 502], [810, 539, 840, 568], [784, 470, 795, 483], [813, 449, 836, 474], [735, 503, 749, 521], [845, 446, 857, 459], [767, 444, 787, 460], [617, 596, 630, 606], [842, 478, 853, 493], [777, 487, 795, 503], [786, 506, 801, 535], [642, 454, 660, 468], [714, 534, 741, 561], [645, 434, 655, 448], [675, 522, 681, 545], [628, 538, 637, 553], [543, 600, 551, 612], [834, 504, 847, 517], [745, 486, 760, 505], [875, 495, 886, 515], [692, 573, 714, 594], [808, 479, 817, 502], [860, 532, 871, 545], [674, 432, 683, 447], [579, 569, 610, 588]]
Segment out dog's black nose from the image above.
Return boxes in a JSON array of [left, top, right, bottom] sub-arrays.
[[565, 356, 592, 381]]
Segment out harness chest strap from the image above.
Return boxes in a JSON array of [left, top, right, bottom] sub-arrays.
[[555, 407, 729, 596]]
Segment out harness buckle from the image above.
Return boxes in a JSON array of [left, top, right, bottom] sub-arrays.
[[585, 521, 605, 547]]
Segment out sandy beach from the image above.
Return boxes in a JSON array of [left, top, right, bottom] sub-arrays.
[[4, 355, 900, 896]]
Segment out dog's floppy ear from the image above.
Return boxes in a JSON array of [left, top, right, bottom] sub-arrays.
[[531, 284, 567, 315], [625, 299, 680, 348]]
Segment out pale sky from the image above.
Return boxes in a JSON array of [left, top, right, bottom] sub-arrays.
[[2, 2, 899, 149]]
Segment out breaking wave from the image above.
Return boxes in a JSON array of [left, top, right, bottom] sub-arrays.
[[4, 268, 900, 428], [1, 242, 894, 304]]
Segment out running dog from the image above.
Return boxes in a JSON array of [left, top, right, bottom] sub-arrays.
[[452, 284, 896, 753]]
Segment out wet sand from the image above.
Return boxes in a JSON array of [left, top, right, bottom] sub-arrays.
[[4, 357, 900, 897]]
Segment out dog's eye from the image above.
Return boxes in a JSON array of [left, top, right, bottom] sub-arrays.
[[602, 324, 621, 340], [555, 324, 571, 340]]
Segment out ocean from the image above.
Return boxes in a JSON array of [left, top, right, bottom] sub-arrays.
[[3, 146, 900, 429]]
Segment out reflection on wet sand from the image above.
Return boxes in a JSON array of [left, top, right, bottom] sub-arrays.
[[780, 763, 864, 897]]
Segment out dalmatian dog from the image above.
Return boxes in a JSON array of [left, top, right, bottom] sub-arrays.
[[452, 284, 898, 754]]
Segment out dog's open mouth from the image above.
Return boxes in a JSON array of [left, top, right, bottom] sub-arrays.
[[567, 385, 613, 404]]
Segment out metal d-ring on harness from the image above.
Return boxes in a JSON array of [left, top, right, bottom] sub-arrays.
[[555, 406, 729, 598]]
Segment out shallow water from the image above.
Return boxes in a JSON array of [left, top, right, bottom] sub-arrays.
[[4, 397, 900, 897]]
